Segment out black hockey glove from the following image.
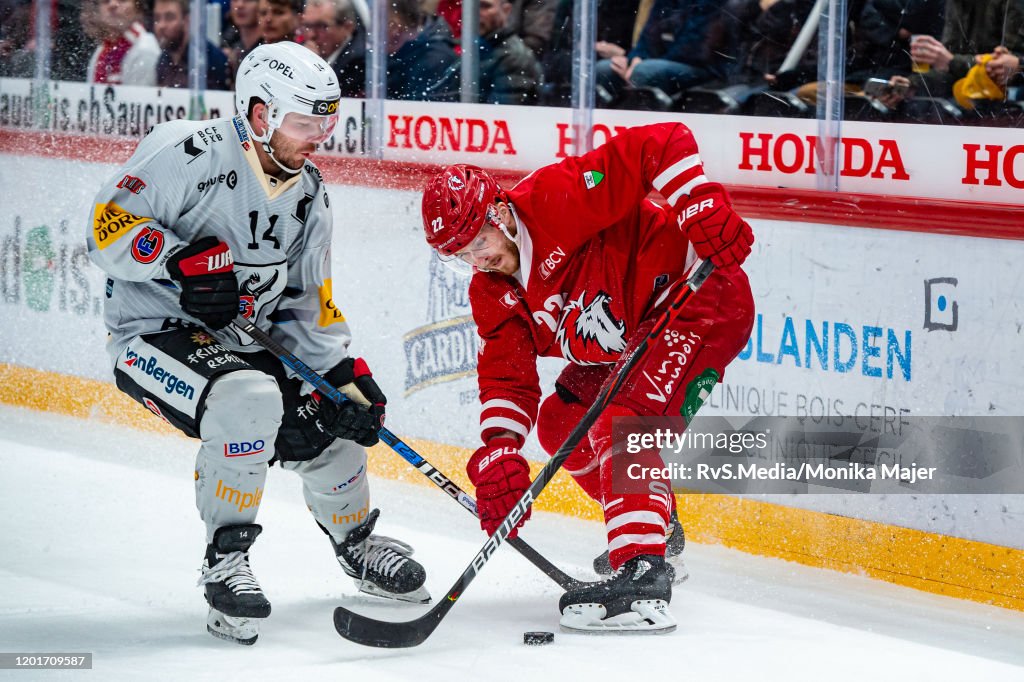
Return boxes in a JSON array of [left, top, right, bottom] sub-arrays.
[[166, 237, 239, 330], [318, 357, 387, 448]]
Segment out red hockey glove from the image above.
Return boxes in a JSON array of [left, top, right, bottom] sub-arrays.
[[467, 437, 532, 538], [166, 237, 239, 330], [678, 183, 754, 268]]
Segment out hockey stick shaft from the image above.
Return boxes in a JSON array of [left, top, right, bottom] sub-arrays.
[[230, 319, 578, 590], [374, 428, 581, 589], [333, 259, 716, 648]]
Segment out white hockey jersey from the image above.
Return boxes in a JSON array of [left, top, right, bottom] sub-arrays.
[[86, 115, 352, 375]]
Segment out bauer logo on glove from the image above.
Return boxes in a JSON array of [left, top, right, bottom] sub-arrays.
[[676, 183, 754, 269], [681, 197, 717, 221]]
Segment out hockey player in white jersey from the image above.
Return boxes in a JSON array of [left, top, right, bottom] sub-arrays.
[[86, 41, 429, 645]]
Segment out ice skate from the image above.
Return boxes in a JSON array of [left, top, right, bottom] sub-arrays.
[[206, 608, 260, 646], [198, 524, 271, 644], [560, 554, 676, 634], [593, 514, 688, 584], [332, 509, 431, 604]]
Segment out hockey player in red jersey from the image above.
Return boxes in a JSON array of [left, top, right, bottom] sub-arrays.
[[420, 122, 755, 633]]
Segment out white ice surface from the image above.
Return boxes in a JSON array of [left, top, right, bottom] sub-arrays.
[[1, 404, 1023, 681]]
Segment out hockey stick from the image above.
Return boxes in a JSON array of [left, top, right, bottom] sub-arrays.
[[332, 259, 716, 648], [229, 318, 580, 591]]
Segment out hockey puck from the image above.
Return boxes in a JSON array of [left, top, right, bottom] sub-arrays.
[[523, 631, 554, 645]]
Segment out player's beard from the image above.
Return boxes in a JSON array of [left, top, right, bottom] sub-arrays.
[[481, 243, 519, 276], [267, 130, 316, 174]]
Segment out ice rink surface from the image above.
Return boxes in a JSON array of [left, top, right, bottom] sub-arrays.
[[2, 404, 1023, 681]]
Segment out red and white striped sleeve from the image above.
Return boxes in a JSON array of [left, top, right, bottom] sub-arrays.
[[480, 398, 534, 443], [651, 150, 711, 213], [470, 276, 541, 446]]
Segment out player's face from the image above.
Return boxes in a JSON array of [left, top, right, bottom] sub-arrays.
[[452, 221, 520, 276], [267, 126, 317, 170], [478, 0, 509, 36], [153, 1, 188, 51], [231, 0, 259, 28], [258, 0, 298, 43], [302, 4, 352, 57], [98, 0, 138, 34]]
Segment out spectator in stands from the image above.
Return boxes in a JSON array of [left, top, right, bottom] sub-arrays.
[[436, 0, 557, 58], [2, 0, 97, 81], [908, 0, 1024, 96], [504, 0, 557, 56], [223, 0, 261, 74], [852, 0, 944, 79], [541, 0, 643, 106], [56, 0, 98, 80], [595, 0, 729, 106], [477, 0, 543, 104], [722, 0, 819, 87], [86, 0, 161, 85], [788, 0, 944, 109], [0, 0, 33, 78], [302, 0, 365, 97], [154, 0, 231, 89], [259, 0, 301, 44], [387, 0, 460, 101], [985, 45, 1023, 91]]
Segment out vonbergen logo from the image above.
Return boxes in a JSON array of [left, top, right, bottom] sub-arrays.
[[123, 347, 197, 398]]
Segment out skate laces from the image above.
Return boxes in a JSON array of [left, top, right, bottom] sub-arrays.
[[349, 535, 413, 579], [199, 551, 264, 595]]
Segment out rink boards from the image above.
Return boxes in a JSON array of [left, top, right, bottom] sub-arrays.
[[1, 79, 1023, 611]]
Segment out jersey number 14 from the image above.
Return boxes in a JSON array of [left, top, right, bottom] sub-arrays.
[[247, 210, 281, 250]]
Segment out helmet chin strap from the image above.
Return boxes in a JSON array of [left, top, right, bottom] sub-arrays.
[[245, 109, 303, 175], [261, 139, 303, 175]]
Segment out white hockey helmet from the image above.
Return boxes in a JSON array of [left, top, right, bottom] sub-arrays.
[[234, 41, 341, 170]]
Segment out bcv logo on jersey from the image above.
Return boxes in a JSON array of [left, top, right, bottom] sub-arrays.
[[538, 246, 566, 280]]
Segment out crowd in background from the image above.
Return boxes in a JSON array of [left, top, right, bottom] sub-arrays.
[[1, 0, 1022, 124]]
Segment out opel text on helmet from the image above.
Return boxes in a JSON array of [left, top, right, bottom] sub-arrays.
[[234, 41, 341, 173], [422, 165, 505, 256]]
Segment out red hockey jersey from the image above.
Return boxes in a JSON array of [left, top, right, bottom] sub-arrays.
[[471, 122, 709, 444]]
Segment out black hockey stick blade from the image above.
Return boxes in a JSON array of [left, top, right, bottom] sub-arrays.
[[333, 597, 453, 649]]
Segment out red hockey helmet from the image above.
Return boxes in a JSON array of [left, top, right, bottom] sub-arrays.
[[422, 164, 503, 256]]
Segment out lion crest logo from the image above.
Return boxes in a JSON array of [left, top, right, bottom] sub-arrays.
[[555, 291, 627, 365]]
